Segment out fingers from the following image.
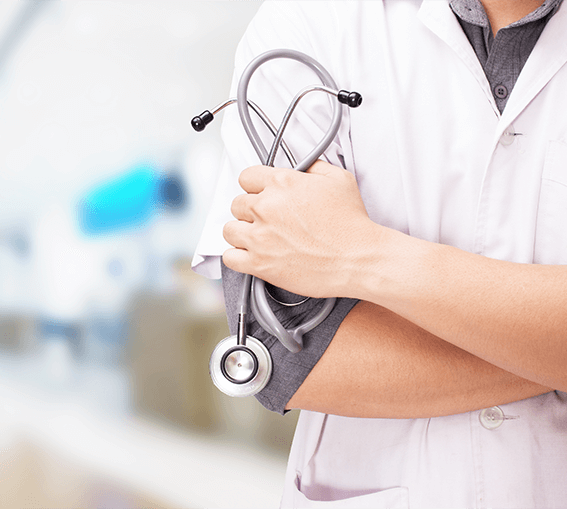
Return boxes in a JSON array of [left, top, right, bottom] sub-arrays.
[[233, 165, 299, 221], [239, 161, 342, 196], [222, 247, 251, 275], [223, 219, 253, 250], [238, 165, 301, 193], [222, 218, 255, 275], [231, 193, 256, 222], [238, 165, 276, 193]]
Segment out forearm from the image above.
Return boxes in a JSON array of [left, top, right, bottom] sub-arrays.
[[286, 300, 551, 418], [350, 224, 567, 392], [223, 161, 566, 402]]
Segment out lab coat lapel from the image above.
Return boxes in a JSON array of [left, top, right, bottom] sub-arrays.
[[498, 3, 567, 137], [417, 0, 499, 116], [418, 0, 567, 147]]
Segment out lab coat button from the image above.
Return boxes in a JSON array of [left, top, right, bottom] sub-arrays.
[[500, 125, 516, 146], [480, 406, 504, 430]]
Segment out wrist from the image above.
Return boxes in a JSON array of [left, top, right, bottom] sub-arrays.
[[343, 222, 438, 307]]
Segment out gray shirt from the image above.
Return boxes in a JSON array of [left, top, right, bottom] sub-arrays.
[[450, 0, 563, 112], [222, 0, 562, 415]]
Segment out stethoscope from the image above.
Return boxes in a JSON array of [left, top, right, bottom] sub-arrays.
[[192, 49, 362, 398]]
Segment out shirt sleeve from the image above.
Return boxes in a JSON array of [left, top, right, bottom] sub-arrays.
[[222, 262, 358, 414]]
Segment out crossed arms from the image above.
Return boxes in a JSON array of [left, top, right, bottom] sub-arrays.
[[222, 161, 561, 418]]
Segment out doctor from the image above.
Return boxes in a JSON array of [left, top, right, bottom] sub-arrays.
[[194, 0, 567, 507]]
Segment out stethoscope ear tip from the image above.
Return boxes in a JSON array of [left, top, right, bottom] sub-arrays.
[[191, 110, 214, 132], [338, 90, 363, 108], [348, 91, 363, 108]]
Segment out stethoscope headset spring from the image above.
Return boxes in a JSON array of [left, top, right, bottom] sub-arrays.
[[192, 49, 362, 397]]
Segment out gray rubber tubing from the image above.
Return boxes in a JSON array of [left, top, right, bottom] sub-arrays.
[[236, 49, 341, 352]]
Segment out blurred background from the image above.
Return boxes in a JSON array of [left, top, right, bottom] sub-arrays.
[[0, 2, 301, 508]]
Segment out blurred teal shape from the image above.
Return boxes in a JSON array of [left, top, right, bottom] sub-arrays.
[[78, 164, 160, 236]]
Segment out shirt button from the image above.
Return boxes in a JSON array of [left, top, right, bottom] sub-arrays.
[[479, 406, 504, 430], [494, 84, 508, 99], [500, 124, 516, 146]]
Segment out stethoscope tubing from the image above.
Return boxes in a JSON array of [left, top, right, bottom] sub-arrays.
[[193, 48, 362, 380], [195, 48, 362, 396], [251, 279, 335, 353], [235, 49, 342, 352], [211, 98, 297, 168], [236, 48, 342, 172]]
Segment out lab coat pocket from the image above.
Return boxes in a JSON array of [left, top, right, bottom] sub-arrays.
[[290, 476, 409, 508], [534, 140, 567, 265]]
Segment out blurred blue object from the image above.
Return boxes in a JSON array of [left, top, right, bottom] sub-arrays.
[[159, 172, 187, 211], [39, 319, 80, 340], [78, 164, 188, 236], [79, 164, 159, 235], [38, 318, 81, 348]]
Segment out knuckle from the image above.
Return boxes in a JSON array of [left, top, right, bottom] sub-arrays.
[[272, 169, 294, 188], [247, 194, 268, 218], [249, 200, 261, 218]]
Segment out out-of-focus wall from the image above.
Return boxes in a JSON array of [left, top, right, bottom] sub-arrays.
[[0, 2, 300, 508]]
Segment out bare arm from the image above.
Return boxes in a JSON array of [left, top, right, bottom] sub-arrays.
[[286, 300, 550, 418], [223, 161, 567, 396], [353, 228, 567, 393]]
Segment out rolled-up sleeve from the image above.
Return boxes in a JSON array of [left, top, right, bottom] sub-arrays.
[[222, 262, 358, 414]]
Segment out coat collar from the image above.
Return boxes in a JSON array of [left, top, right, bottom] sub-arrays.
[[500, 2, 567, 129], [417, 0, 498, 115], [418, 0, 567, 131]]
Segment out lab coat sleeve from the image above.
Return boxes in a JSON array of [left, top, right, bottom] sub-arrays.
[[191, 0, 357, 279], [192, 1, 360, 413]]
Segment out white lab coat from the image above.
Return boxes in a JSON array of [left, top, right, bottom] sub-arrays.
[[193, 1, 567, 507]]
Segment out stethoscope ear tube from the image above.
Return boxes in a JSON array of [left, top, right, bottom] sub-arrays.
[[236, 48, 343, 173], [234, 49, 343, 355]]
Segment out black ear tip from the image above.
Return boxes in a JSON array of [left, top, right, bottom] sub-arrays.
[[191, 116, 205, 132], [348, 91, 363, 108], [191, 110, 214, 132], [337, 90, 363, 108]]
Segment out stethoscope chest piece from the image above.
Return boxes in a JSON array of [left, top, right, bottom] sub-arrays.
[[209, 335, 272, 397]]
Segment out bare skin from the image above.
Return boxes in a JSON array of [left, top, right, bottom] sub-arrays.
[[288, 301, 550, 418], [222, 2, 559, 418], [223, 162, 562, 416], [482, 0, 545, 34]]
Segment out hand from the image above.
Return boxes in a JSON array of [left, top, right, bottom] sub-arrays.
[[222, 160, 375, 298]]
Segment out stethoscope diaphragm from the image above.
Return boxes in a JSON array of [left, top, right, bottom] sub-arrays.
[[209, 335, 272, 397]]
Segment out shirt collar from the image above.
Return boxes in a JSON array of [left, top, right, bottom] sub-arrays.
[[450, 0, 564, 28]]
